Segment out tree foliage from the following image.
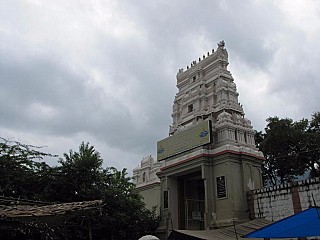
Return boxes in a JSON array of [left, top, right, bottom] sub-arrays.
[[256, 112, 320, 185], [43, 142, 105, 202], [0, 137, 57, 199], [0, 139, 159, 239]]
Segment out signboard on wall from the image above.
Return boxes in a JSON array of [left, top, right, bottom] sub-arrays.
[[157, 120, 211, 161], [163, 190, 169, 209], [216, 176, 227, 199]]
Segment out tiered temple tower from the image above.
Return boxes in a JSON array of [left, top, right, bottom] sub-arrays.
[[169, 40, 256, 147], [133, 41, 264, 238]]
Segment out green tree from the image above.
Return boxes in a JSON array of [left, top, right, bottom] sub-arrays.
[[0, 137, 57, 199], [0, 139, 160, 239], [47, 141, 104, 202], [310, 112, 320, 132], [44, 142, 160, 238], [99, 168, 160, 239], [256, 117, 305, 185], [256, 113, 320, 185], [302, 112, 320, 177]]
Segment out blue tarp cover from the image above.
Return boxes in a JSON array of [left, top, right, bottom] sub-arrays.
[[243, 207, 320, 238]]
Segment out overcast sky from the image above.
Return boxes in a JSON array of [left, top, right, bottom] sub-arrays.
[[1, 0, 320, 173]]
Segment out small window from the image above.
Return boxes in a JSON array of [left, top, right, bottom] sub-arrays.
[[188, 104, 193, 113], [193, 76, 196, 82], [142, 172, 146, 182]]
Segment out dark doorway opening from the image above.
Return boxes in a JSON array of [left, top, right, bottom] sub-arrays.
[[178, 172, 205, 230]]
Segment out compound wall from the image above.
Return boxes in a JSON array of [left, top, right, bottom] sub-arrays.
[[247, 177, 320, 221]]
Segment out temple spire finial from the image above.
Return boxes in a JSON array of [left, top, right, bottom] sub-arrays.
[[218, 40, 225, 49]]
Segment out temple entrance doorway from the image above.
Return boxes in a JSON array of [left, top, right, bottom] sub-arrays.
[[177, 171, 205, 230]]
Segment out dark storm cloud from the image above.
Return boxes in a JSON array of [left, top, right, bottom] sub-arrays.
[[0, 48, 83, 131], [118, 0, 283, 69], [1, 0, 320, 173]]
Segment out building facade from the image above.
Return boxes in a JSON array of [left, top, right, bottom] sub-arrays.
[[133, 156, 162, 215], [133, 41, 264, 238]]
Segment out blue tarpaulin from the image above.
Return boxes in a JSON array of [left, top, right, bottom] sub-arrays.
[[243, 207, 320, 238]]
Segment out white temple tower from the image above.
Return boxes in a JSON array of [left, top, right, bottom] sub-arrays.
[[134, 41, 264, 238]]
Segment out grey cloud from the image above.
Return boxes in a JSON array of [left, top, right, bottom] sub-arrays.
[[1, 0, 320, 173]]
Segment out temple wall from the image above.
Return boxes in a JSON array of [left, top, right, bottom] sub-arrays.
[[247, 177, 320, 221], [138, 184, 161, 215]]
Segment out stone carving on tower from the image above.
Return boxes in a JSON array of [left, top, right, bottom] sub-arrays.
[[170, 41, 256, 149]]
